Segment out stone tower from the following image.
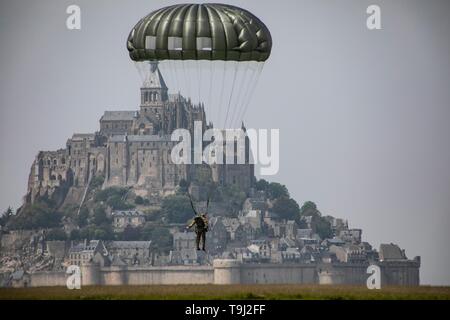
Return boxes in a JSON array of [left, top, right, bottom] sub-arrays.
[[140, 61, 168, 132]]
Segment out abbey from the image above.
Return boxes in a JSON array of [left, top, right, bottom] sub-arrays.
[[26, 62, 254, 205]]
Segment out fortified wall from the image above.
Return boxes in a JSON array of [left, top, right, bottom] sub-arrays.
[[26, 258, 420, 287]]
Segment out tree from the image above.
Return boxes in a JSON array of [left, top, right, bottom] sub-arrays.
[[94, 187, 128, 202], [46, 228, 67, 240], [255, 179, 269, 191], [135, 196, 144, 205], [161, 195, 193, 223], [79, 226, 95, 240], [151, 227, 173, 251], [300, 201, 318, 216], [70, 229, 81, 240], [8, 202, 62, 230], [311, 215, 333, 240], [93, 205, 109, 225], [217, 184, 247, 215], [0, 206, 13, 227], [178, 179, 189, 193], [141, 224, 154, 240], [106, 195, 134, 210], [94, 228, 107, 240], [267, 182, 289, 199], [272, 197, 300, 220], [120, 225, 142, 241], [298, 201, 333, 240], [89, 175, 105, 189], [77, 207, 89, 227], [94, 223, 114, 240]]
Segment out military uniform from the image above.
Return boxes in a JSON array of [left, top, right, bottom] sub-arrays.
[[187, 214, 208, 251]]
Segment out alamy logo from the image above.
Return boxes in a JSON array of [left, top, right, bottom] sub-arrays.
[[171, 121, 280, 176], [66, 265, 81, 290], [366, 5, 381, 30], [66, 5, 81, 30], [366, 264, 381, 289]]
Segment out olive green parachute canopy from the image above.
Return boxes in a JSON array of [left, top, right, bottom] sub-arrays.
[[127, 3, 272, 62]]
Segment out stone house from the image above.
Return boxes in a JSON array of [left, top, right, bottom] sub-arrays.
[[285, 220, 298, 240], [107, 241, 152, 265], [339, 229, 362, 244], [10, 270, 30, 288], [68, 240, 108, 266], [239, 209, 263, 231], [112, 210, 146, 232], [379, 243, 407, 261], [173, 231, 197, 251], [208, 217, 229, 253]]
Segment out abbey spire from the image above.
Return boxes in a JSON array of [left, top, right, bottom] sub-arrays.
[[140, 61, 168, 107]]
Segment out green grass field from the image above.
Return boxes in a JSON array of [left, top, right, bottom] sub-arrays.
[[0, 284, 449, 300]]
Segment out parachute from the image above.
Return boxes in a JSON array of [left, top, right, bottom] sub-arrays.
[[127, 3, 272, 128]]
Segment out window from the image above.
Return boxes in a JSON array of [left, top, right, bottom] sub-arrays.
[[168, 37, 183, 50], [197, 37, 212, 51], [145, 36, 156, 50]]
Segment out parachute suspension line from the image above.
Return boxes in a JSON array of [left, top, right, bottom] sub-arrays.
[[237, 62, 258, 126], [168, 59, 179, 96], [134, 61, 145, 85], [229, 61, 251, 128], [163, 60, 171, 92], [216, 60, 227, 128], [238, 62, 265, 124], [181, 60, 191, 103], [207, 60, 215, 126], [228, 61, 246, 128], [234, 62, 258, 125], [223, 60, 239, 128], [195, 59, 202, 107]]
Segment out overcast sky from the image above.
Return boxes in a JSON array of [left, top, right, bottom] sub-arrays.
[[1, 0, 449, 285]]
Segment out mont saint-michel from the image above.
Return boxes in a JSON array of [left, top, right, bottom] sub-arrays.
[[0, 3, 421, 289], [0, 60, 420, 288]]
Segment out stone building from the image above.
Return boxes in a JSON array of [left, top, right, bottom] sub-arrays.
[[208, 217, 229, 254], [68, 240, 108, 266], [25, 61, 254, 206], [339, 229, 362, 244], [112, 210, 146, 232], [170, 231, 202, 265], [173, 231, 197, 251], [107, 241, 152, 265], [379, 243, 407, 261], [238, 209, 263, 231]]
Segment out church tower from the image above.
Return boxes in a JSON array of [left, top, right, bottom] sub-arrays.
[[140, 62, 168, 128]]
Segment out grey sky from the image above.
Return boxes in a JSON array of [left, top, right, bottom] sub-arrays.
[[1, 0, 449, 285]]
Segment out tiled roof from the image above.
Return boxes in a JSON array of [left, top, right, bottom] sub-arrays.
[[108, 241, 151, 249], [101, 111, 137, 121]]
